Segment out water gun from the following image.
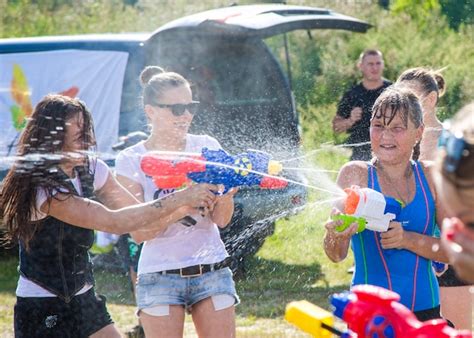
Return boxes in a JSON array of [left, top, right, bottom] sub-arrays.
[[140, 148, 288, 192], [330, 284, 472, 338], [285, 300, 354, 337], [333, 186, 402, 233]]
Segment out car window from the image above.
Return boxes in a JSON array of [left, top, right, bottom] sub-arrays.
[[149, 34, 296, 152], [206, 44, 278, 105]]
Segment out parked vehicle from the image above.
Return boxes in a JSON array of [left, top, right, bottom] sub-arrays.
[[0, 4, 370, 267]]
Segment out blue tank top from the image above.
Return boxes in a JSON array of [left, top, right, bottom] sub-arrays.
[[351, 161, 439, 312]]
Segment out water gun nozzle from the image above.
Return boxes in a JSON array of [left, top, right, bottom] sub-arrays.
[[268, 160, 283, 176]]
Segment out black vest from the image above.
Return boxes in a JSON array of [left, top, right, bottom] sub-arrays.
[[19, 166, 96, 303]]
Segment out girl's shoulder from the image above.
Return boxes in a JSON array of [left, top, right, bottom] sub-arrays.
[[416, 160, 437, 195], [186, 134, 221, 151], [92, 157, 110, 175], [116, 141, 146, 159], [415, 160, 436, 180], [340, 160, 370, 175], [338, 160, 369, 189]]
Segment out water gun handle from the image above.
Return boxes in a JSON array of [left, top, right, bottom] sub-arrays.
[[332, 214, 366, 233]]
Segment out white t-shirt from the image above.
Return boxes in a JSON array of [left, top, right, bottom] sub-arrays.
[[16, 158, 110, 297], [115, 134, 229, 275]]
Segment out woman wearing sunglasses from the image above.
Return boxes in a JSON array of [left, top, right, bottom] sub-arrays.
[[435, 102, 474, 284], [397, 68, 472, 330], [115, 66, 238, 338]]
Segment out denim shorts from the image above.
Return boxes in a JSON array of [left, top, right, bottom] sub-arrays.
[[136, 267, 239, 312]]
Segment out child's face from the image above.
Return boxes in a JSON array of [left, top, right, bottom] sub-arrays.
[[370, 108, 423, 164]]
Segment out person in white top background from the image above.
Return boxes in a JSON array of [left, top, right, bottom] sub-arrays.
[[115, 66, 239, 338], [0, 94, 220, 338]]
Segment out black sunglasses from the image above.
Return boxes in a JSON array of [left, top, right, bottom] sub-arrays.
[[155, 101, 200, 117]]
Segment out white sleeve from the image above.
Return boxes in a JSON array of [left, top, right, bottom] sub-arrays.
[[204, 135, 222, 151], [33, 187, 49, 221], [92, 158, 110, 191], [115, 149, 141, 182]]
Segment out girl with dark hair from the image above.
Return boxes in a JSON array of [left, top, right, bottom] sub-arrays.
[[436, 103, 474, 284], [0, 94, 220, 338], [323, 86, 451, 322], [397, 68, 472, 330], [115, 66, 238, 338]]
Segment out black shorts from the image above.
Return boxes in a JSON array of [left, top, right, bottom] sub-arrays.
[[14, 288, 113, 338], [414, 305, 454, 327], [438, 265, 471, 287]]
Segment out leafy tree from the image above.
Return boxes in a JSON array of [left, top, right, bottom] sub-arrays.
[[439, 0, 474, 30]]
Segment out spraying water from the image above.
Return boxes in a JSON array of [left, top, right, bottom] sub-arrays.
[[142, 149, 346, 197]]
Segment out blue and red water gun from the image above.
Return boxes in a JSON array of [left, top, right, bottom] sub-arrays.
[[286, 284, 472, 337], [140, 148, 288, 192], [331, 284, 472, 338]]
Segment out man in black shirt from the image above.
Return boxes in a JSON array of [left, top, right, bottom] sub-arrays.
[[333, 49, 392, 161]]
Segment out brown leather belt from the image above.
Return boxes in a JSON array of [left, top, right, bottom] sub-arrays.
[[159, 259, 229, 277]]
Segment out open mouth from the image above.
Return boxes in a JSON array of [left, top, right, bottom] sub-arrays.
[[380, 144, 396, 150]]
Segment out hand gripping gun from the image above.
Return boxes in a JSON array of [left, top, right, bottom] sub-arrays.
[[333, 186, 402, 233]]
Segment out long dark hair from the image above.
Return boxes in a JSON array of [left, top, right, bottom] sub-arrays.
[[1, 94, 96, 249]]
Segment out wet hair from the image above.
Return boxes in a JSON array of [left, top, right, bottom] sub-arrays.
[[140, 66, 190, 106], [358, 49, 383, 63], [0, 94, 96, 249], [397, 67, 446, 102], [371, 86, 424, 160], [438, 102, 474, 186]]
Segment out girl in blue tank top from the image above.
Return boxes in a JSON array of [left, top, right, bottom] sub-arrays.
[[352, 161, 439, 311], [324, 86, 450, 322]]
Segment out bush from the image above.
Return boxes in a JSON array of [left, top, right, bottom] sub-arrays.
[[279, 4, 474, 146]]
